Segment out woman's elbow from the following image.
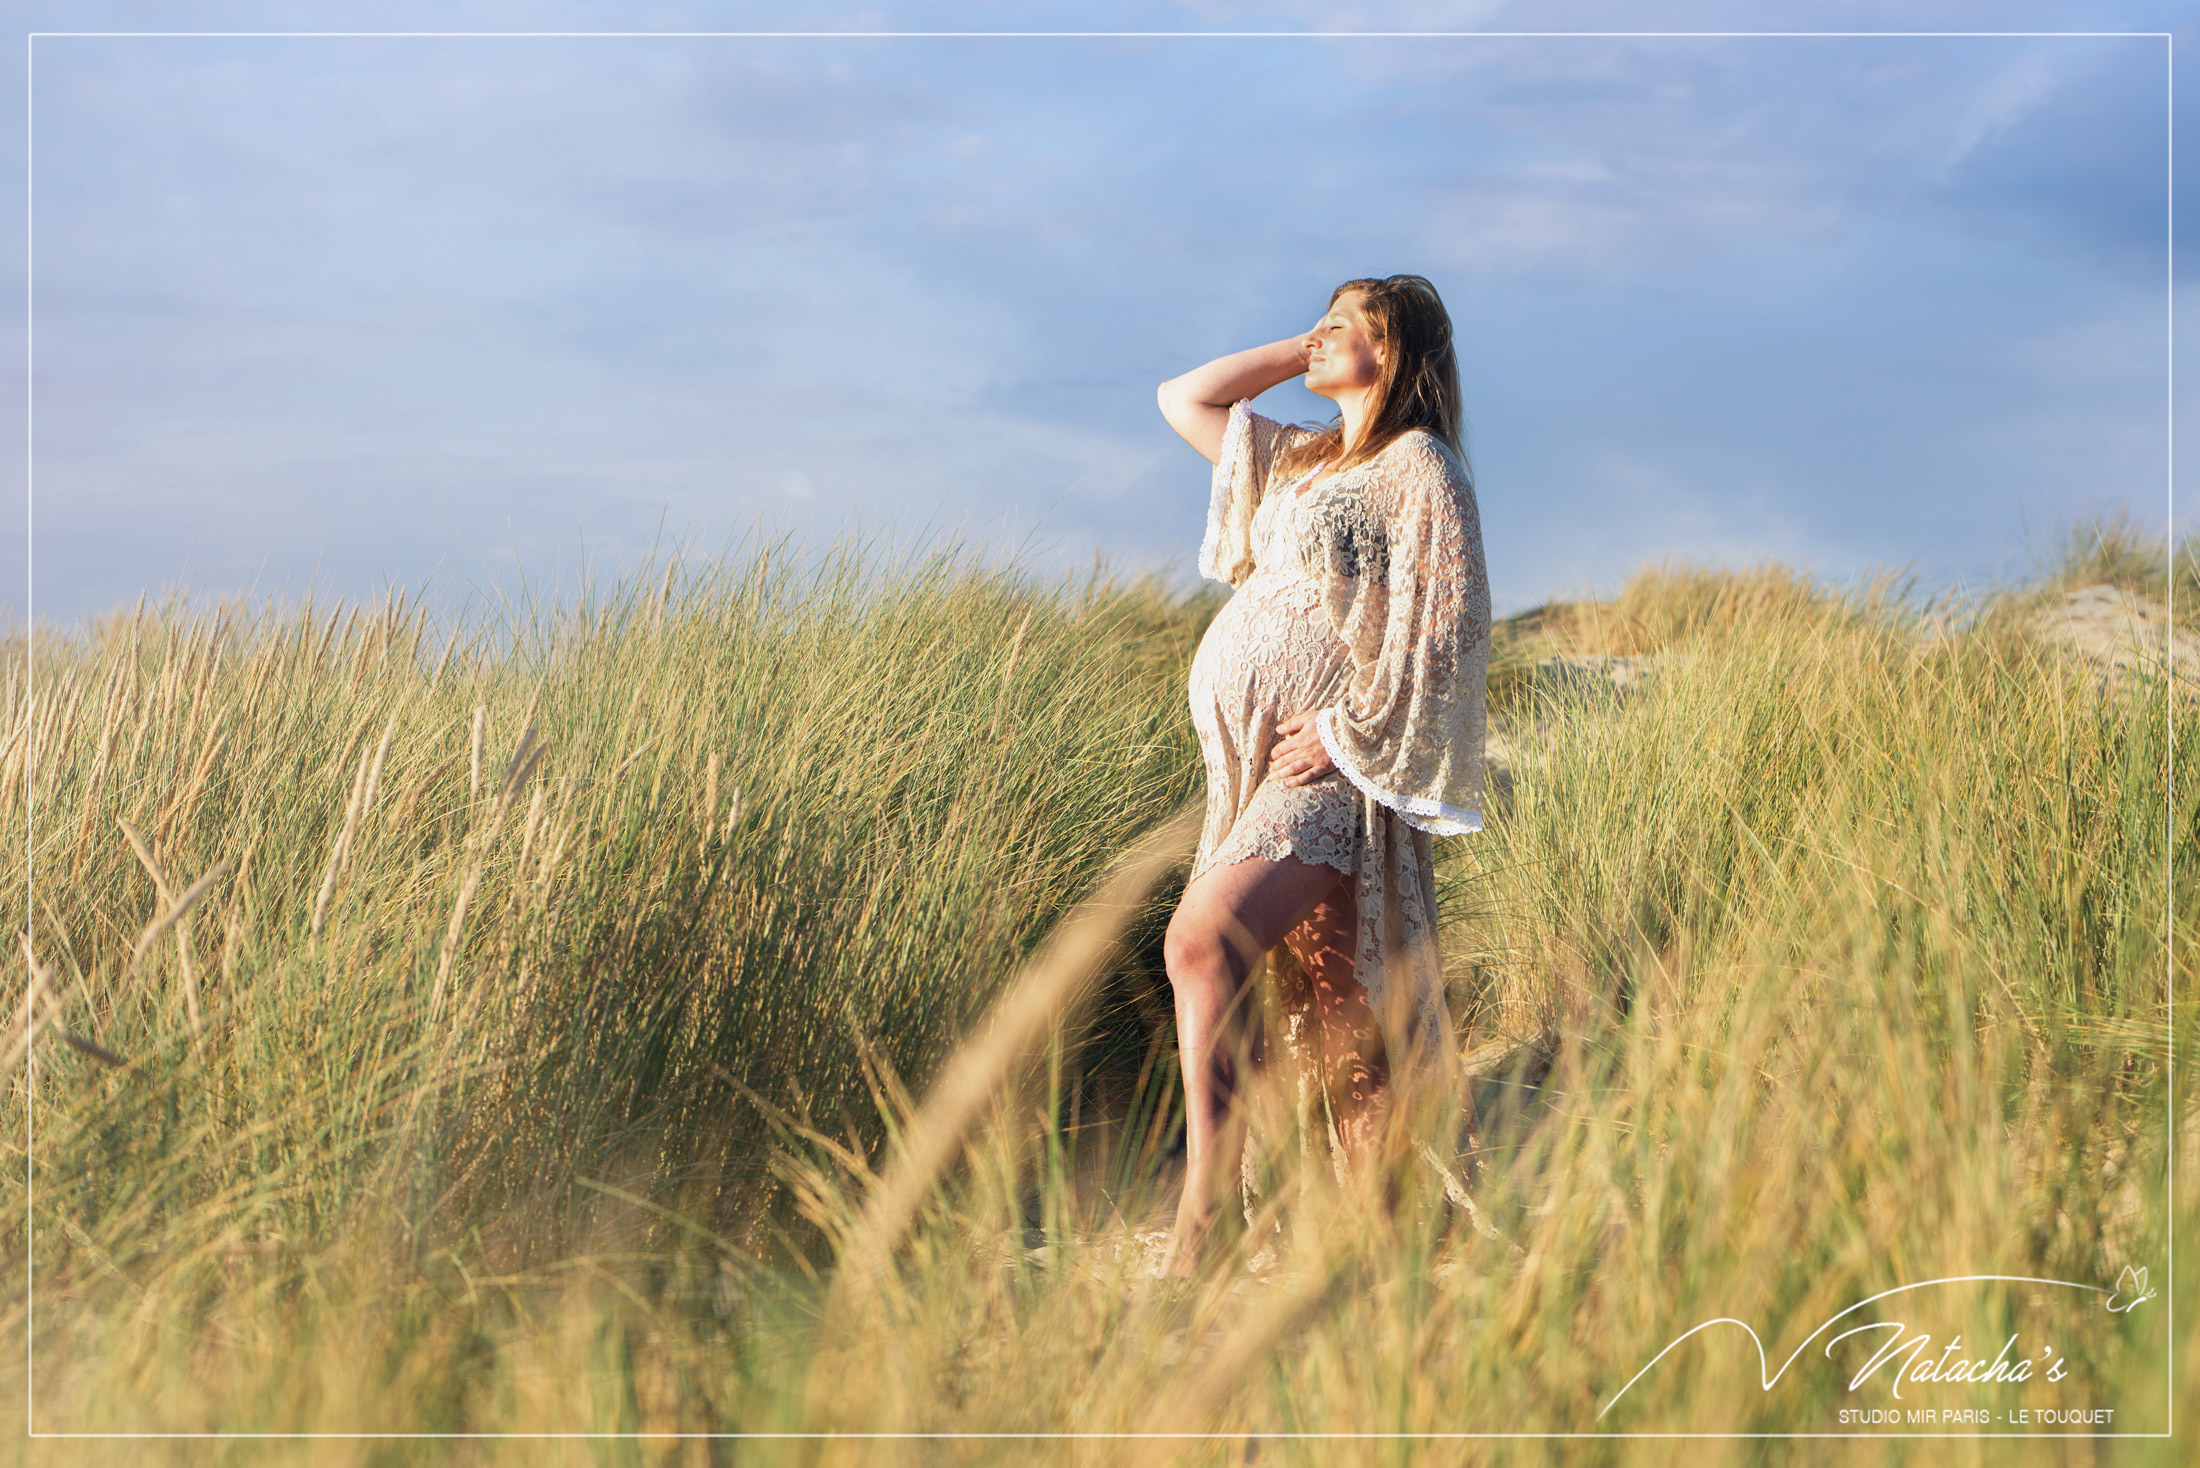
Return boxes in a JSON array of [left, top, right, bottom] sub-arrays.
[[1157, 379, 1196, 433]]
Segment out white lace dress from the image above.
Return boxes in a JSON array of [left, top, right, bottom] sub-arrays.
[[1187, 398, 1493, 1119], [1188, 463, 1364, 883]]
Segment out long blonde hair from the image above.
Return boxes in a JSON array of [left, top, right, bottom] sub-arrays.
[[1275, 274, 1467, 484]]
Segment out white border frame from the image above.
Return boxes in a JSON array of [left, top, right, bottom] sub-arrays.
[[17, 20, 2182, 1443]]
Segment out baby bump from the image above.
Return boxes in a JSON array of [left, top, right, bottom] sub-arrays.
[[1188, 578, 1353, 749]]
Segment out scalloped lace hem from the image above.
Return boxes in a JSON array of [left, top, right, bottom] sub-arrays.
[[1194, 831, 1357, 882], [1314, 708, 1484, 836]]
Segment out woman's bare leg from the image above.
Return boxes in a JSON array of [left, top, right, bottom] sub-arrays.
[[1161, 853, 1353, 1272]]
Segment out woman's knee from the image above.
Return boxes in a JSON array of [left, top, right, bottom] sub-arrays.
[[1163, 906, 1223, 989], [1165, 901, 1257, 995]]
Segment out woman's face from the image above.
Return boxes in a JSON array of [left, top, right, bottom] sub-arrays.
[[1301, 294, 1385, 399]]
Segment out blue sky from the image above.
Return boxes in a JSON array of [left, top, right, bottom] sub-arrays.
[[2, 1, 2191, 629]]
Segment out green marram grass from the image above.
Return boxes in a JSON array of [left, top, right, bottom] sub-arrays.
[[0, 517, 2194, 1465]]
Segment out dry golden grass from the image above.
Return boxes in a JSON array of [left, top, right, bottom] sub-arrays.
[[1, 518, 2193, 1462]]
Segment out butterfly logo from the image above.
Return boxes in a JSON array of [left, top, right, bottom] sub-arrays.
[[2106, 1265, 2154, 1313]]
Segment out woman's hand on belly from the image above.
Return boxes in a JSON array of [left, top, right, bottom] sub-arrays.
[[1272, 709, 1339, 787]]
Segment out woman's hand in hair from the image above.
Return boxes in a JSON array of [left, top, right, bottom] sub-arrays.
[[1272, 710, 1338, 787]]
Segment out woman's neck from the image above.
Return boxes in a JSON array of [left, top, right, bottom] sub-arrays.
[[1331, 386, 1375, 460]]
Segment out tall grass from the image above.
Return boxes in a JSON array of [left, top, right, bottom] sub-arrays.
[[2, 521, 2194, 1463]]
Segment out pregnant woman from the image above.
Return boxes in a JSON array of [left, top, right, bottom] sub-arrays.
[[1156, 274, 1490, 1270]]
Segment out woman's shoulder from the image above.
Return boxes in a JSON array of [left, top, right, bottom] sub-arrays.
[[1371, 426, 1469, 486], [1229, 400, 1326, 454]]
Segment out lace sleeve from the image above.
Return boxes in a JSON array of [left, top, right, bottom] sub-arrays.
[[1198, 399, 1307, 589], [1314, 432, 1491, 836]]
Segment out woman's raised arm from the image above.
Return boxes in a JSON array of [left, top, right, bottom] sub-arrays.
[[1157, 335, 1312, 464]]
